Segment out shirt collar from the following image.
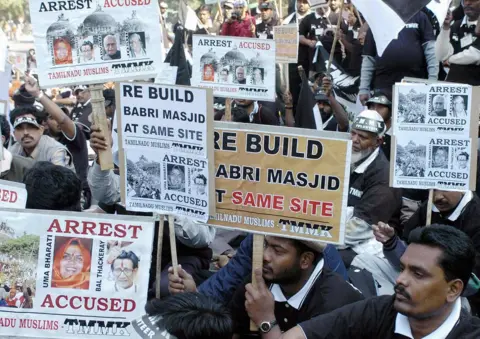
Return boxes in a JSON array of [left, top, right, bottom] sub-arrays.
[[394, 298, 461, 339], [77, 99, 91, 107], [461, 16, 477, 27], [314, 12, 326, 20], [432, 191, 473, 221], [270, 259, 324, 310], [354, 147, 379, 174]]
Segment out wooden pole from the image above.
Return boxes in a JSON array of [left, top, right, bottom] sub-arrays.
[[168, 215, 179, 276], [90, 84, 114, 170], [250, 234, 265, 331], [326, 0, 345, 75], [155, 214, 165, 299], [426, 189, 433, 225], [224, 98, 232, 121]]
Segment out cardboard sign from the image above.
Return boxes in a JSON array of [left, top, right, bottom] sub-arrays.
[[0, 209, 154, 338], [28, 0, 164, 87], [209, 122, 351, 245], [0, 179, 27, 209], [274, 25, 299, 64], [116, 82, 215, 221], [191, 35, 276, 102], [391, 82, 479, 191]]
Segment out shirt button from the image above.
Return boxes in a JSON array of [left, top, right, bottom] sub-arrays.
[[284, 318, 288, 323], [285, 304, 289, 308]]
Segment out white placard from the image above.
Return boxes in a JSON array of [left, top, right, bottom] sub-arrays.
[[392, 82, 478, 191], [0, 209, 154, 338], [0, 179, 27, 208], [117, 82, 215, 221], [191, 35, 276, 102], [28, 0, 164, 87], [154, 64, 177, 85]]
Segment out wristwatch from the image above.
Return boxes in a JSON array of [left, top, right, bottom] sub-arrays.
[[259, 320, 278, 333]]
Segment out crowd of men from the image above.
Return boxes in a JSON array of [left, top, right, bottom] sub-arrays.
[[2, 0, 480, 337]]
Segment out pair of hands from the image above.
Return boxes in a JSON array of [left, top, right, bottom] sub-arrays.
[[168, 266, 276, 326]]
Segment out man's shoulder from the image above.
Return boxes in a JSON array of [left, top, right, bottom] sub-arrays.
[[365, 150, 390, 177], [453, 311, 480, 338]]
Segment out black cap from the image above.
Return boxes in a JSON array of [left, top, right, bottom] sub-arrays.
[[103, 89, 115, 107], [367, 90, 392, 108], [259, 2, 274, 10], [314, 90, 329, 102]]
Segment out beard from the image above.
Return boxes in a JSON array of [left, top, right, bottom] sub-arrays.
[[351, 148, 374, 171], [264, 264, 303, 285]]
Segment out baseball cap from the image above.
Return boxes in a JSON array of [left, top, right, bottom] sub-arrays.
[[74, 85, 89, 94], [224, 0, 234, 8], [159, 1, 168, 8], [13, 115, 42, 129], [298, 240, 327, 253], [367, 91, 392, 108], [314, 89, 329, 102], [234, 0, 247, 8], [259, 2, 274, 10], [351, 110, 386, 137]]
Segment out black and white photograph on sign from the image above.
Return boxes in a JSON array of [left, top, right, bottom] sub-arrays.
[[126, 152, 162, 200], [167, 164, 186, 193], [104, 245, 141, 294], [397, 88, 426, 123], [190, 169, 208, 196], [0, 221, 38, 308], [428, 94, 448, 117], [450, 95, 469, 118], [29, 1, 163, 87], [192, 36, 276, 101], [431, 146, 449, 169], [127, 32, 147, 58], [453, 148, 470, 171], [395, 140, 426, 177], [102, 34, 122, 60], [78, 38, 95, 63]]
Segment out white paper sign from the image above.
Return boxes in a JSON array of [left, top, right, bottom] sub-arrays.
[[154, 64, 177, 85], [0, 209, 154, 338], [191, 35, 276, 102], [117, 82, 214, 221], [0, 179, 27, 209], [392, 82, 478, 191], [28, 0, 164, 87]]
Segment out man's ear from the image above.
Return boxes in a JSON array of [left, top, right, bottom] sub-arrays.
[[300, 251, 315, 270], [376, 136, 384, 148], [446, 279, 464, 303]]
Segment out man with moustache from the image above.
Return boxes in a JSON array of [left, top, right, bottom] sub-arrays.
[[339, 110, 401, 266], [228, 237, 363, 337], [260, 225, 480, 339]]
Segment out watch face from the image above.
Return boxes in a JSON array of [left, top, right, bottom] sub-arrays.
[[260, 322, 270, 332]]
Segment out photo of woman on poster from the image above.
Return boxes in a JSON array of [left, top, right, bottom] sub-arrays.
[[51, 237, 92, 289], [53, 38, 73, 65], [203, 64, 215, 82]]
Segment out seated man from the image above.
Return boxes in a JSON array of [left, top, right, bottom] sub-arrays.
[[24, 161, 82, 211], [230, 236, 363, 337], [168, 233, 349, 304], [133, 292, 232, 339], [340, 110, 401, 266], [261, 225, 480, 339]]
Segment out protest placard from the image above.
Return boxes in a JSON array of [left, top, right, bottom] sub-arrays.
[[209, 122, 352, 244], [116, 82, 215, 221], [154, 64, 178, 85], [391, 82, 479, 191], [0, 180, 27, 209], [191, 35, 276, 102], [27, 0, 164, 88], [274, 25, 298, 64], [8, 51, 27, 73], [0, 208, 154, 338]]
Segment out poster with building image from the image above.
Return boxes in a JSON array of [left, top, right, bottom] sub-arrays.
[[116, 82, 215, 221], [191, 35, 276, 102], [0, 208, 154, 338], [27, 0, 164, 87], [391, 82, 479, 191]]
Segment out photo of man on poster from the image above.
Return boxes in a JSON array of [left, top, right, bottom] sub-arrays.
[[111, 250, 139, 293]]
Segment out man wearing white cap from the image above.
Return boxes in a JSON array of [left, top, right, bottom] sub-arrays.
[[339, 110, 401, 266], [224, 236, 363, 336]]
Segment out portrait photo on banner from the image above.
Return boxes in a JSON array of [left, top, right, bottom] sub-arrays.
[[51, 236, 92, 290]]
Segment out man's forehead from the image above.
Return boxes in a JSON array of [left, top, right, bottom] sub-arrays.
[[265, 236, 293, 250], [114, 258, 133, 267], [401, 244, 443, 272]]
